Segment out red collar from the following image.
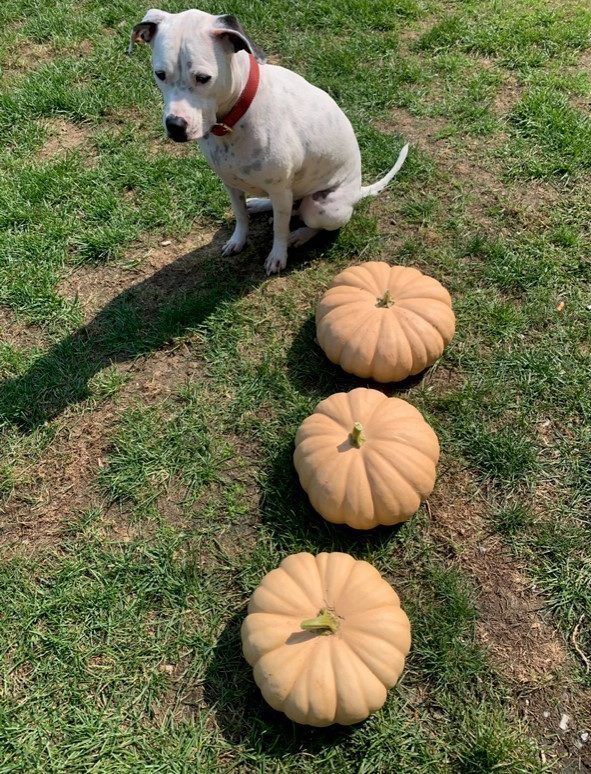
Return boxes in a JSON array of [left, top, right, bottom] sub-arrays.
[[211, 54, 260, 137]]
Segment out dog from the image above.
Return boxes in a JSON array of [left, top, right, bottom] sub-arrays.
[[129, 9, 409, 275]]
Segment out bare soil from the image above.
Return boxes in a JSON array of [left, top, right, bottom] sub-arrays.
[[428, 466, 591, 769], [37, 117, 95, 162]]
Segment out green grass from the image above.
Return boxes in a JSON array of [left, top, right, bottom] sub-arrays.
[[0, 0, 590, 770], [416, 0, 591, 70], [509, 87, 591, 176]]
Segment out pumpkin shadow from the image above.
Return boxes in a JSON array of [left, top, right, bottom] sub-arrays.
[[259, 435, 406, 558], [285, 314, 434, 404], [203, 611, 357, 754]]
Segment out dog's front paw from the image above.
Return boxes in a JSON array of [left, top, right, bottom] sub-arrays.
[[264, 248, 288, 275], [221, 232, 247, 257]]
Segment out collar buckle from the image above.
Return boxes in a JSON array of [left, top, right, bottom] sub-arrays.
[[212, 122, 234, 136]]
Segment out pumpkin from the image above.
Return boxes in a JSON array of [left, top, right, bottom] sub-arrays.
[[316, 261, 455, 382], [294, 387, 439, 529], [241, 551, 411, 726]]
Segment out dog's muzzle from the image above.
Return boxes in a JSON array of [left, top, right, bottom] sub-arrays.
[[165, 115, 189, 143]]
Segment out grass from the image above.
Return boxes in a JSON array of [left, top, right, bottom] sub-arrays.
[[0, 0, 590, 770]]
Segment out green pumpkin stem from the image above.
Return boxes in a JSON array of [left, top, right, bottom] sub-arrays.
[[377, 288, 394, 308], [350, 422, 366, 448], [300, 609, 339, 634]]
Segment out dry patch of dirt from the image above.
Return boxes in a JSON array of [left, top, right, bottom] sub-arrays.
[[429, 468, 567, 683], [387, 107, 451, 154], [37, 117, 95, 162], [1, 38, 92, 83], [500, 180, 561, 231], [95, 109, 192, 159], [493, 72, 523, 116], [0, 349, 202, 552], [150, 649, 207, 726], [423, 364, 465, 395], [379, 107, 505, 242], [0, 39, 54, 81], [0, 218, 271, 556], [0, 401, 116, 551], [567, 48, 591, 111], [397, 15, 440, 51], [0, 307, 48, 352], [427, 466, 591, 768], [148, 134, 197, 159]]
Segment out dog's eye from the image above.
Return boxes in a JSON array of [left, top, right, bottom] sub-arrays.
[[155, 70, 166, 81], [195, 74, 211, 84]]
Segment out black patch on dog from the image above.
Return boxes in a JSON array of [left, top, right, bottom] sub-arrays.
[[242, 159, 263, 174], [217, 15, 266, 63]]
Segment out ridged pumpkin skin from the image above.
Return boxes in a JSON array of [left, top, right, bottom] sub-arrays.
[[316, 261, 455, 382], [294, 388, 439, 529], [241, 552, 411, 727]]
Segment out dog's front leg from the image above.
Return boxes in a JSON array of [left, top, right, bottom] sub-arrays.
[[221, 186, 249, 257], [264, 190, 294, 275]]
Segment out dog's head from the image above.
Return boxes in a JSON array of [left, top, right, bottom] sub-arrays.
[[129, 9, 265, 142]]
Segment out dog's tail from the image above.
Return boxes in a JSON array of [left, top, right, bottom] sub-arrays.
[[359, 143, 409, 199]]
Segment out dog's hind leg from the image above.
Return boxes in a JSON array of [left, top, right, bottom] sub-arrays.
[[246, 197, 273, 214], [299, 186, 354, 232]]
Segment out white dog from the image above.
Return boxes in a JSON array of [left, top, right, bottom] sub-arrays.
[[130, 9, 408, 274]]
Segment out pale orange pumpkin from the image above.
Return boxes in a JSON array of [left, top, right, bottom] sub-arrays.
[[241, 551, 411, 726], [316, 261, 455, 382], [294, 387, 439, 529]]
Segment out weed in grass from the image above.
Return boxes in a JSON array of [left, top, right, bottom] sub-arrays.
[[492, 503, 533, 537]]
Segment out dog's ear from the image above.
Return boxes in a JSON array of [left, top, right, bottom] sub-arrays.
[[128, 9, 168, 54], [211, 14, 266, 63]]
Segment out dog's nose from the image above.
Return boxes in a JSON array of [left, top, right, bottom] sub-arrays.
[[165, 115, 188, 142]]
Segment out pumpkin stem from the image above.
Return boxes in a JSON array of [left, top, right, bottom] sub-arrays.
[[377, 289, 394, 308], [350, 422, 366, 448], [300, 608, 339, 634]]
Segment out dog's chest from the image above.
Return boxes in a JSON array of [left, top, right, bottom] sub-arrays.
[[199, 136, 267, 195]]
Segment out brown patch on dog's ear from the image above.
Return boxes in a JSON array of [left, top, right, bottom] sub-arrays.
[[128, 9, 168, 54], [132, 21, 157, 45]]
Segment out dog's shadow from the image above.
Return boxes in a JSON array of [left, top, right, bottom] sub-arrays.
[[0, 223, 302, 432], [0, 206, 351, 433]]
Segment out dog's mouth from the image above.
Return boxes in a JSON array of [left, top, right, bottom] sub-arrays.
[[166, 127, 210, 143], [167, 132, 190, 143]]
